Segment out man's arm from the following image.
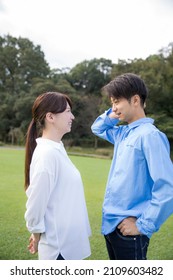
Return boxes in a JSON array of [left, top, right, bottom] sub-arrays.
[[91, 109, 119, 144], [136, 130, 173, 238]]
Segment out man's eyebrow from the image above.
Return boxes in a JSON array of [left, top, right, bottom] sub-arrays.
[[111, 99, 118, 103]]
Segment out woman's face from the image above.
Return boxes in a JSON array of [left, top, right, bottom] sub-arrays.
[[53, 102, 75, 135]]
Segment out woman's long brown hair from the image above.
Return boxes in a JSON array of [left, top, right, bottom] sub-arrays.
[[24, 92, 72, 190]]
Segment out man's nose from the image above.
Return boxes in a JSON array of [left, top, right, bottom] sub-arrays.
[[112, 104, 117, 112]]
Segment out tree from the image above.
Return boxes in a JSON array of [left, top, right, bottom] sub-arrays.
[[67, 58, 112, 95], [0, 35, 50, 142], [0, 35, 50, 94], [0, 35, 173, 147]]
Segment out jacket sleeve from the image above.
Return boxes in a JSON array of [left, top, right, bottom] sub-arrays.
[[136, 130, 173, 238], [91, 109, 120, 144]]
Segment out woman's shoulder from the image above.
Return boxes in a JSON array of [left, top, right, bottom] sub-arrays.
[[32, 138, 63, 164]]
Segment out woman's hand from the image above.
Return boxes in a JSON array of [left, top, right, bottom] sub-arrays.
[[28, 233, 40, 254]]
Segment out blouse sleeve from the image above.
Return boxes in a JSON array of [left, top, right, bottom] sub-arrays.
[[25, 149, 58, 233], [25, 170, 55, 233]]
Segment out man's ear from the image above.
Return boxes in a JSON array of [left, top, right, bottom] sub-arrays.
[[133, 94, 140, 106]]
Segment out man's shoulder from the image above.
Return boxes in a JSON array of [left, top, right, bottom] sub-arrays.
[[138, 123, 169, 147], [138, 122, 159, 134]]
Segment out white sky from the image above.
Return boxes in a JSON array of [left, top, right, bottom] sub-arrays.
[[0, 0, 173, 69]]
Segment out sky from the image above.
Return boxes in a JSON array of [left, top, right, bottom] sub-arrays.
[[0, 0, 173, 69]]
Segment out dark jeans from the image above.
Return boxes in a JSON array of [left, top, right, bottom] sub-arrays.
[[104, 228, 149, 260]]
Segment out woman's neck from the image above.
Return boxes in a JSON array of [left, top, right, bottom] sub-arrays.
[[42, 130, 62, 143]]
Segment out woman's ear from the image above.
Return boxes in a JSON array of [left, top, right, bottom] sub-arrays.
[[45, 112, 54, 123]]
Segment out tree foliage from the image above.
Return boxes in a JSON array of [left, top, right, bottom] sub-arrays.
[[0, 34, 173, 147], [67, 58, 112, 95]]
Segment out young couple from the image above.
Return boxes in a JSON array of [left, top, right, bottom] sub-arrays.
[[25, 73, 173, 260]]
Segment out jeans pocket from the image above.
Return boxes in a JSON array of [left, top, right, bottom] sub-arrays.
[[115, 228, 137, 241]]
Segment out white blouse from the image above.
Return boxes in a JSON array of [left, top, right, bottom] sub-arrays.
[[25, 138, 91, 260]]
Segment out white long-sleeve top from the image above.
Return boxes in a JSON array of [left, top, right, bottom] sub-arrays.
[[25, 138, 91, 260]]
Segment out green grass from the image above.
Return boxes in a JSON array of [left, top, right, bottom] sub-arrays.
[[0, 148, 173, 260], [0, 148, 29, 259]]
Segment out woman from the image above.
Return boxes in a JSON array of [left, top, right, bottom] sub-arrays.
[[24, 92, 91, 260]]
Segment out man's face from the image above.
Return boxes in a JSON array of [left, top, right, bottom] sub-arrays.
[[110, 96, 136, 124]]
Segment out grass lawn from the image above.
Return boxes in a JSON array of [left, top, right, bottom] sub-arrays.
[[0, 147, 173, 260]]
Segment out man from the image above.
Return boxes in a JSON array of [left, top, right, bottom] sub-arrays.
[[91, 73, 173, 260]]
